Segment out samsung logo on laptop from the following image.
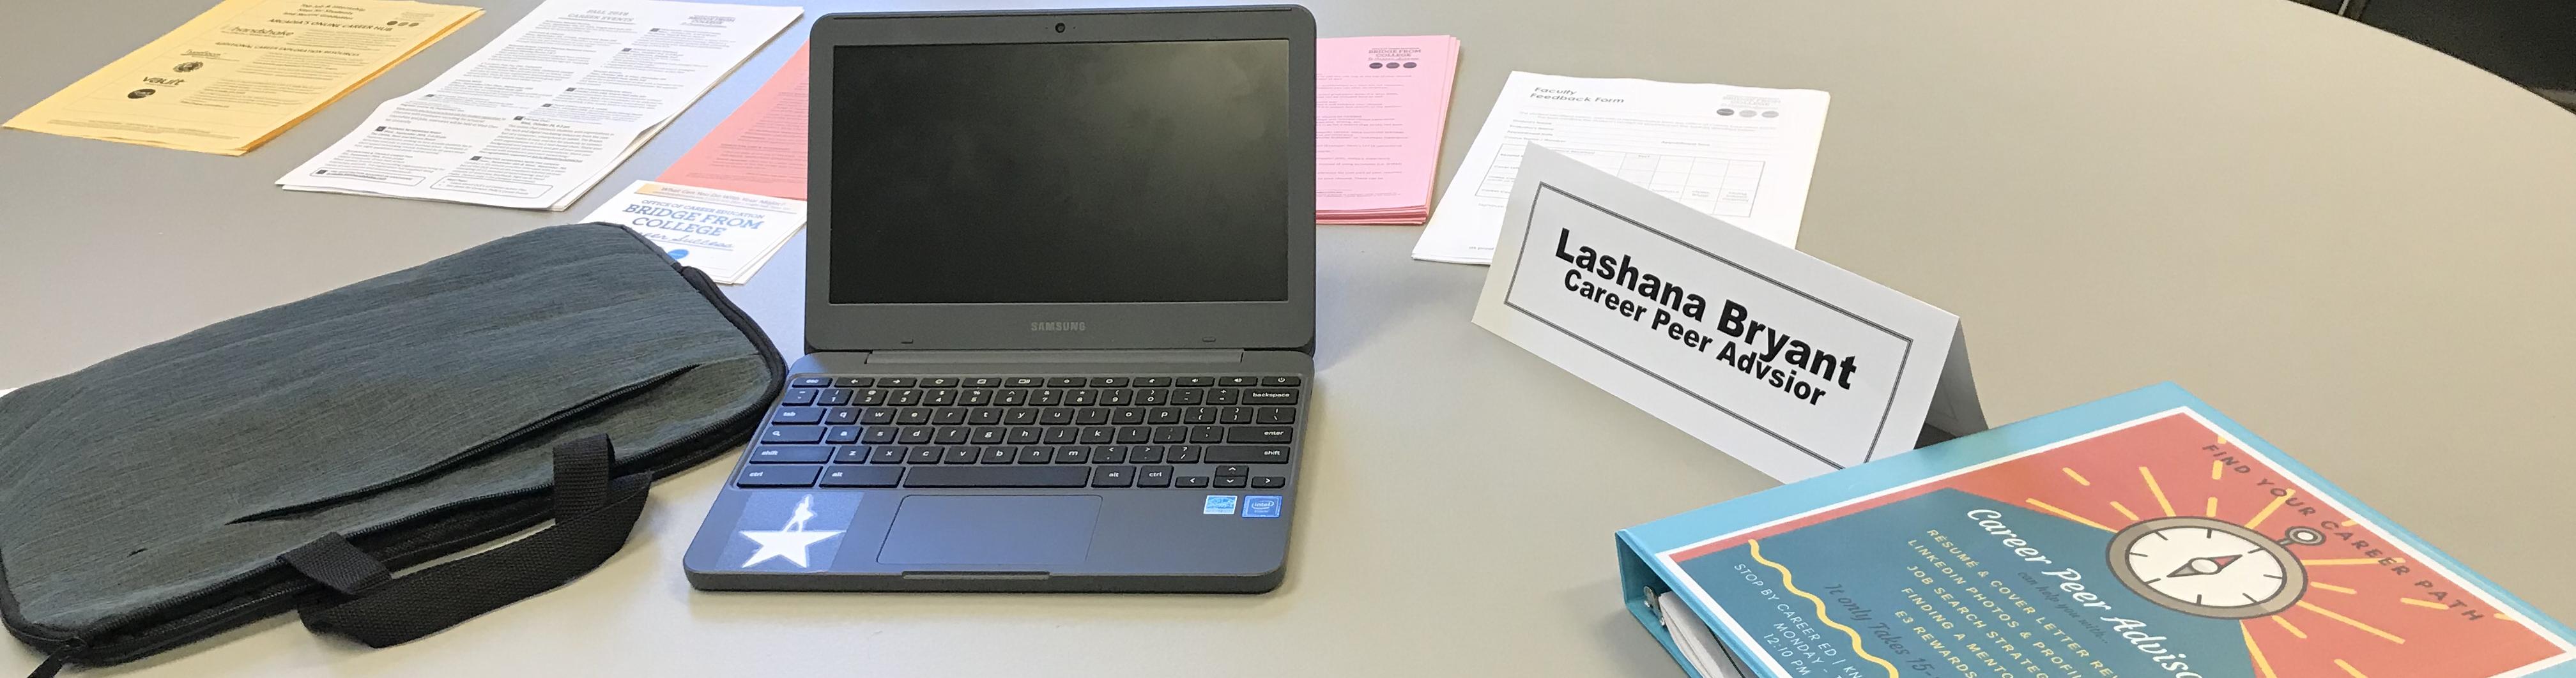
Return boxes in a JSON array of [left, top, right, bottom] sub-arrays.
[[1029, 321, 1087, 331]]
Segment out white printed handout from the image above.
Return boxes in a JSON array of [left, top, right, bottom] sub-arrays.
[[1416, 72, 1828, 264], [279, 0, 801, 209], [1473, 146, 1981, 481], [579, 180, 804, 285]]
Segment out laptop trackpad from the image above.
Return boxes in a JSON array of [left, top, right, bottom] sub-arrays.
[[877, 495, 1101, 566]]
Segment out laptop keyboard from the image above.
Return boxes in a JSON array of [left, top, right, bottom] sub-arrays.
[[733, 374, 1303, 490]]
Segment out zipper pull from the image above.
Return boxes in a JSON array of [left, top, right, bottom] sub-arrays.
[[25, 655, 64, 678]]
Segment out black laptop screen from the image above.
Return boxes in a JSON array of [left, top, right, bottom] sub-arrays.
[[826, 40, 1292, 305]]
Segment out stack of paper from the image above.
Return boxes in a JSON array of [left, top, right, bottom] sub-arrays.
[[1315, 35, 1460, 225], [1652, 591, 1744, 678], [579, 180, 803, 285], [277, 0, 801, 210], [3, 0, 481, 155], [657, 44, 810, 201], [1412, 72, 1830, 264]]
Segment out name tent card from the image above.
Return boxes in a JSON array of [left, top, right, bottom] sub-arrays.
[[1472, 145, 1982, 480]]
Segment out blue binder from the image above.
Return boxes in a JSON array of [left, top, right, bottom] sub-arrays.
[[1617, 383, 2576, 678]]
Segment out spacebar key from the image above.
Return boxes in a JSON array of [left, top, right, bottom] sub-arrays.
[[901, 466, 1091, 488]]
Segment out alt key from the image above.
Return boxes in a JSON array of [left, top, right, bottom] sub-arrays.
[[819, 465, 902, 488]]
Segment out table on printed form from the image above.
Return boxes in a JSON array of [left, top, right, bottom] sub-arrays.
[[6, 0, 2576, 675]]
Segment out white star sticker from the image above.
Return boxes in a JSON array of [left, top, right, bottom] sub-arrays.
[[737, 493, 842, 568], [738, 528, 843, 568]]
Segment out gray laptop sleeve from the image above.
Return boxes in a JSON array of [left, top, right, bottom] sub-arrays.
[[0, 223, 782, 675]]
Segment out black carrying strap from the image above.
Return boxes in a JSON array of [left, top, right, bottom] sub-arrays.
[[277, 435, 650, 648]]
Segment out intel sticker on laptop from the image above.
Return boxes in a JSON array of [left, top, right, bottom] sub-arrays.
[[723, 492, 861, 571], [1202, 495, 1239, 515], [1243, 495, 1283, 518]]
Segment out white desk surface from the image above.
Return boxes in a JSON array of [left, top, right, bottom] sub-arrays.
[[6, 0, 2575, 675]]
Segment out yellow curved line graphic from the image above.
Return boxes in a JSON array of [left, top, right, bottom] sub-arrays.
[[1747, 539, 1899, 677]]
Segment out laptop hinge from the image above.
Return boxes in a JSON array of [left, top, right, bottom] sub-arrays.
[[864, 349, 1246, 365]]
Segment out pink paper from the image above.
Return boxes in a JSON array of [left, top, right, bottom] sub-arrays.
[[659, 44, 809, 200], [1315, 36, 1459, 225]]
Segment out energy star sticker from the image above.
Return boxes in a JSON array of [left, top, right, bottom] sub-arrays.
[[739, 494, 843, 568]]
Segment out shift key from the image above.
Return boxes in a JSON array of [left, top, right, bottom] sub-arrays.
[[1205, 445, 1291, 463], [1224, 426, 1294, 444]]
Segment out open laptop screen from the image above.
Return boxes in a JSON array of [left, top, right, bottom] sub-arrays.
[[825, 40, 1292, 305]]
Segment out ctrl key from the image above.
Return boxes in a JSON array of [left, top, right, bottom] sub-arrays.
[[735, 465, 820, 488]]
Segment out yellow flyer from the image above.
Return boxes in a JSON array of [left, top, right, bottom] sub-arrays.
[[3, 0, 480, 155]]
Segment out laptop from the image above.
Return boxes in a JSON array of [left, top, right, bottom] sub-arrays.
[[683, 6, 1315, 594]]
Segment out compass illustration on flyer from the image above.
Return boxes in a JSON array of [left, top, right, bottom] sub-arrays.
[[2106, 515, 2326, 619]]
